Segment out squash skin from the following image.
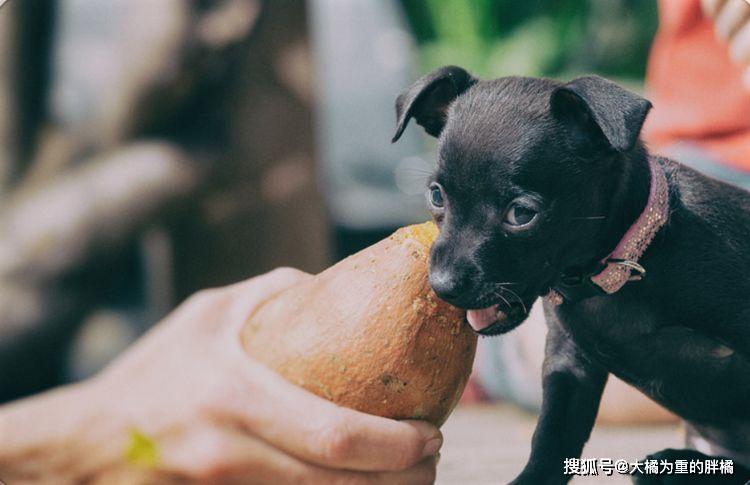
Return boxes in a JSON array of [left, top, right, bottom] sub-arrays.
[[241, 222, 476, 426]]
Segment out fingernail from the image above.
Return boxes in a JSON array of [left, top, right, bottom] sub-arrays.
[[423, 437, 443, 457], [403, 420, 443, 456]]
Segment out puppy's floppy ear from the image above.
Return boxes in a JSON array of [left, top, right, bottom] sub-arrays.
[[550, 76, 652, 153], [392, 65, 476, 142]]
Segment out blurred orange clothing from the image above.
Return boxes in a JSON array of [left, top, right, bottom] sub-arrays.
[[644, 0, 750, 171]]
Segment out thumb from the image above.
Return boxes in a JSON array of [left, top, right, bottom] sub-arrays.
[[224, 267, 312, 332]]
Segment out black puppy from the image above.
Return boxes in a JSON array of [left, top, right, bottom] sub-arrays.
[[393, 66, 750, 484]]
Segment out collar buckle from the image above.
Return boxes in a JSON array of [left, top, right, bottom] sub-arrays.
[[606, 258, 646, 281]]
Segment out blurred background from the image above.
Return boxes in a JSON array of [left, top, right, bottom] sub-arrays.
[[0, 0, 659, 403]]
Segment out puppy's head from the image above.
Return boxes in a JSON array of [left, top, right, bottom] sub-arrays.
[[393, 66, 652, 335]]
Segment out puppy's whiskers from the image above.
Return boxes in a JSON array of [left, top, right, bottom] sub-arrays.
[[499, 286, 528, 315], [571, 215, 607, 220], [493, 291, 512, 311], [398, 168, 433, 178]]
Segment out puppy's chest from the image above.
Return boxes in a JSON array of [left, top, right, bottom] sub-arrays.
[[558, 298, 655, 351], [555, 299, 750, 422], [556, 299, 665, 381]]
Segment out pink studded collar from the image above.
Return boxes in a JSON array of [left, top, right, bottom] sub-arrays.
[[546, 157, 670, 306]]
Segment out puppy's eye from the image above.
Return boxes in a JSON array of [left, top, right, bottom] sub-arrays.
[[504, 203, 537, 227], [428, 183, 445, 208]]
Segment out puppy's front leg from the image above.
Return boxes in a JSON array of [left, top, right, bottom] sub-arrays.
[[511, 319, 607, 485]]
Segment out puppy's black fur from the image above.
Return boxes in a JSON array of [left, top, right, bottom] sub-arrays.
[[394, 66, 750, 484]]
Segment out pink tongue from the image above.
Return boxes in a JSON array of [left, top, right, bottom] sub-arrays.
[[466, 305, 504, 332]]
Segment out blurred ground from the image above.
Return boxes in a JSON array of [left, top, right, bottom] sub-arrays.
[[438, 404, 681, 484]]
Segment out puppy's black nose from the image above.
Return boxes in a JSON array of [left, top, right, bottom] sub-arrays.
[[429, 270, 467, 304]]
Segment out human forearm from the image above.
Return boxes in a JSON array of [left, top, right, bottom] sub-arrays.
[[0, 380, 120, 484]]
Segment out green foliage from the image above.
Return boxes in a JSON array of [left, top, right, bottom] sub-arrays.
[[400, 0, 658, 81]]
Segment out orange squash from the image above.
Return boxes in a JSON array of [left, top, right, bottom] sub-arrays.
[[241, 222, 476, 426]]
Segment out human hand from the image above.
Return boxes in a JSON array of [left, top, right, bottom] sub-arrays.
[[0, 268, 440, 484], [701, 0, 750, 86]]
